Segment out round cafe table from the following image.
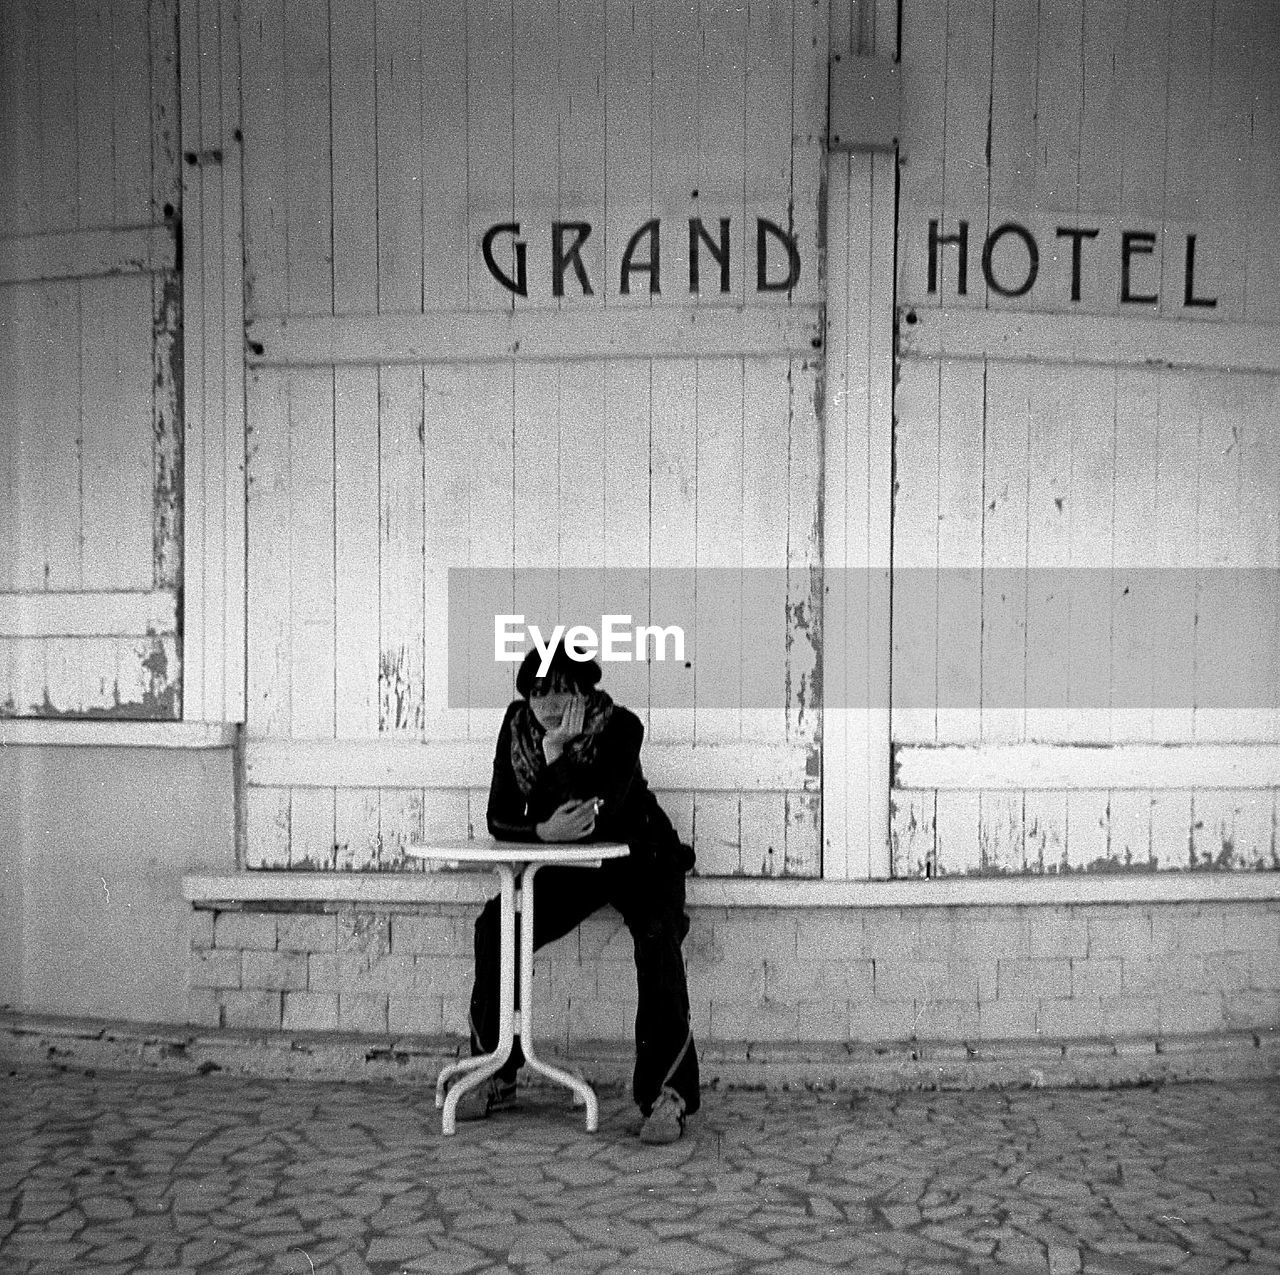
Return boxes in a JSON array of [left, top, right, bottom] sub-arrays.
[[405, 838, 629, 1135]]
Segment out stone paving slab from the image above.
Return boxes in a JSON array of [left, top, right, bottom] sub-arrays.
[[1, 1064, 1278, 1274]]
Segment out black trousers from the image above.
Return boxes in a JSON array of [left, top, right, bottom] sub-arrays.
[[467, 854, 700, 1116]]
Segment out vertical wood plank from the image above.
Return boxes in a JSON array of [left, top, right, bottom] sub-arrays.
[[890, 791, 937, 878], [111, 0, 154, 227], [697, 0, 747, 305], [76, 0, 116, 229], [604, 0, 653, 311], [1150, 788, 1193, 869], [601, 360, 652, 719], [1110, 370, 1160, 743], [22, 285, 82, 591], [934, 790, 981, 877], [1116, 0, 1170, 315], [943, 0, 994, 308], [375, 0, 423, 312], [934, 360, 985, 743], [784, 792, 821, 877], [510, 0, 560, 311], [691, 792, 741, 877], [378, 367, 426, 734], [218, 0, 245, 723], [195, 0, 228, 713], [1108, 789, 1154, 868], [890, 358, 940, 744], [1150, 369, 1198, 741], [1065, 366, 1116, 743], [1064, 790, 1110, 871], [241, 0, 287, 318], [245, 369, 292, 738], [978, 791, 1024, 873], [464, 365, 515, 736], [422, 0, 470, 310], [465, 0, 514, 310], [246, 787, 291, 868], [1022, 367, 1072, 743], [1023, 791, 1069, 873], [37, 0, 80, 234], [287, 369, 336, 865], [693, 357, 744, 743], [0, 0, 40, 235], [739, 791, 788, 877], [979, 363, 1029, 744], [557, 0, 606, 308], [1033, 0, 1083, 221], [0, 284, 20, 592], [648, 360, 697, 743], [788, 0, 825, 312], [79, 277, 153, 591], [422, 364, 473, 737], [740, 356, 790, 744], [1243, 0, 1280, 323], [897, 0, 948, 305], [284, 0, 332, 316]]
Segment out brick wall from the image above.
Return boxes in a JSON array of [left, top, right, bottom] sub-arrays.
[[188, 900, 1280, 1045]]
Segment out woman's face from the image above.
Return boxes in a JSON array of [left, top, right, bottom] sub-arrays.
[[528, 674, 578, 730]]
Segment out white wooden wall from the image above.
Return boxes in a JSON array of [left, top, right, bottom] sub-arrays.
[[238, 0, 830, 874], [891, 0, 1280, 874], [0, 0, 183, 718]]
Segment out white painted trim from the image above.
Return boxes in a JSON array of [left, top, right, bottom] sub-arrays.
[[179, 0, 247, 724], [0, 226, 176, 284], [244, 738, 814, 792], [0, 590, 178, 638], [0, 720, 237, 748], [899, 307, 1280, 375], [244, 305, 823, 366], [244, 732, 814, 793], [895, 743, 1280, 791], [820, 152, 897, 879], [182, 868, 1280, 908]]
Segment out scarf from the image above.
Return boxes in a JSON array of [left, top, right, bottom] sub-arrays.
[[509, 689, 615, 797]]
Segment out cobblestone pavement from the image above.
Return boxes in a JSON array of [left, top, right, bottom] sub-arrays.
[[2, 1065, 1278, 1275]]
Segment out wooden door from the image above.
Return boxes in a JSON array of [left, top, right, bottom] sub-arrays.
[[237, 0, 830, 874]]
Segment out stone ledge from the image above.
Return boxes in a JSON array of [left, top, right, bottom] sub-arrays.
[[185, 870, 1280, 910], [3, 1012, 1275, 1093]]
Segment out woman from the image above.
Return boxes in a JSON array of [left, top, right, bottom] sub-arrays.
[[459, 644, 700, 1143]]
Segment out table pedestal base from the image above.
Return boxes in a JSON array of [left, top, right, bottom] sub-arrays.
[[435, 863, 600, 1135]]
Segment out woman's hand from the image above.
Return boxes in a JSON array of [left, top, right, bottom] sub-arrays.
[[536, 797, 598, 842], [541, 694, 586, 764]]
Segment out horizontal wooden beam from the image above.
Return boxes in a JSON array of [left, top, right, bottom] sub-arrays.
[[898, 306, 1280, 374], [0, 720, 237, 748], [894, 742, 1280, 791], [183, 869, 1280, 907], [0, 225, 177, 285], [0, 590, 178, 638], [245, 304, 823, 366], [245, 738, 815, 792]]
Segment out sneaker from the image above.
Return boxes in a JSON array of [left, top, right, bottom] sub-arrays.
[[638, 1086, 686, 1144], [452, 1076, 517, 1122]]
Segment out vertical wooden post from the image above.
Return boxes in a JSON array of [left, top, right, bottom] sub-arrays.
[[821, 0, 898, 879], [179, 0, 246, 723]]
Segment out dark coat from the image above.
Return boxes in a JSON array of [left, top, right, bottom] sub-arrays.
[[485, 700, 693, 870]]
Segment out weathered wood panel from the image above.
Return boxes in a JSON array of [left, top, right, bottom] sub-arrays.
[[891, 785, 1279, 876], [0, 0, 182, 719], [892, 0, 1280, 874], [238, 0, 827, 875]]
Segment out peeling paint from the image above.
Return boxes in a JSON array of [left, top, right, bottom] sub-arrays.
[[378, 647, 425, 732], [152, 268, 183, 591]]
